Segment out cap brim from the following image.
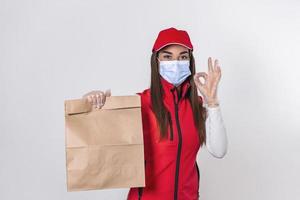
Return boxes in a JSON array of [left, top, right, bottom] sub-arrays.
[[154, 42, 193, 52]]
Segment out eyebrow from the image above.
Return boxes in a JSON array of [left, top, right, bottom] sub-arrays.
[[161, 50, 189, 55]]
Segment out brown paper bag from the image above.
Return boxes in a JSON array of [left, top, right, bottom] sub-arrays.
[[64, 95, 145, 191]]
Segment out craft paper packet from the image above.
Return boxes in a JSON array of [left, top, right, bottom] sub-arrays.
[[64, 95, 145, 191]]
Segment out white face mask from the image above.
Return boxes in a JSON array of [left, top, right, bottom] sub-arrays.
[[158, 59, 191, 87]]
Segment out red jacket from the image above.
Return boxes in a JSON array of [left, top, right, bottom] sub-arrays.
[[127, 76, 202, 200]]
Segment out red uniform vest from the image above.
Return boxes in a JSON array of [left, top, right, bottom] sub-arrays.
[[127, 76, 202, 200]]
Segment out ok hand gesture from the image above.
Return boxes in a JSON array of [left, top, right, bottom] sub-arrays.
[[193, 57, 221, 106]]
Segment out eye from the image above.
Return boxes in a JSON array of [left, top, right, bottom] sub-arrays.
[[181, 55, 189, 60], [163, 55, 172, 59]]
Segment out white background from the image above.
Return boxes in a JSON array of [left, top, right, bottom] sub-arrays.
[[1, 0, 299, 199]]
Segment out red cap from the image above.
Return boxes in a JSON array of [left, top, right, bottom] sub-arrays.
[[152, 27, 193, 52]]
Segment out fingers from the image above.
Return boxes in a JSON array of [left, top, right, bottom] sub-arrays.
[[194, 72, 208, 88], [215, 59, 221, 73], [208, 57, 221, 73], [83, 90, 110, 109], [194, 72, 208, 84], [214, 59, 218, 69], [208, 57, 213, 73], [94, 94, 102, 108], [93, 94, 101, 109], [96, 93, 104, 109]]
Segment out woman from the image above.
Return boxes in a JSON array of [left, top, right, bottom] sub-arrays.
[[83, 27, 228, 200]]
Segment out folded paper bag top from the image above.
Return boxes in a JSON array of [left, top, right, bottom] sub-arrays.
[[64, 95, 145, 191], [65, 95, 141, 115]]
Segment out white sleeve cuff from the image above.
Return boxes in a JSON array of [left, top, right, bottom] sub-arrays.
[[205, 105, 228, 158]]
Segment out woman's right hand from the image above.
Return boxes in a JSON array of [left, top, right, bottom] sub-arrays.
[[82, 89, 111, 109]]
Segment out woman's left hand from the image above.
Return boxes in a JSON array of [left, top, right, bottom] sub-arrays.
[[193, 57, 221, 105]]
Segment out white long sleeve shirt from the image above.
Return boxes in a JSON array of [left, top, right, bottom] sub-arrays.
[[204, 105, 228, 158]]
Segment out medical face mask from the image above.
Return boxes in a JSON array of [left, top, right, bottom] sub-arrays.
[[158, 59, 191, 87]]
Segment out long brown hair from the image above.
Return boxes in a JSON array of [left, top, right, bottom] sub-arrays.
[[150, 50, 207, 147]]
